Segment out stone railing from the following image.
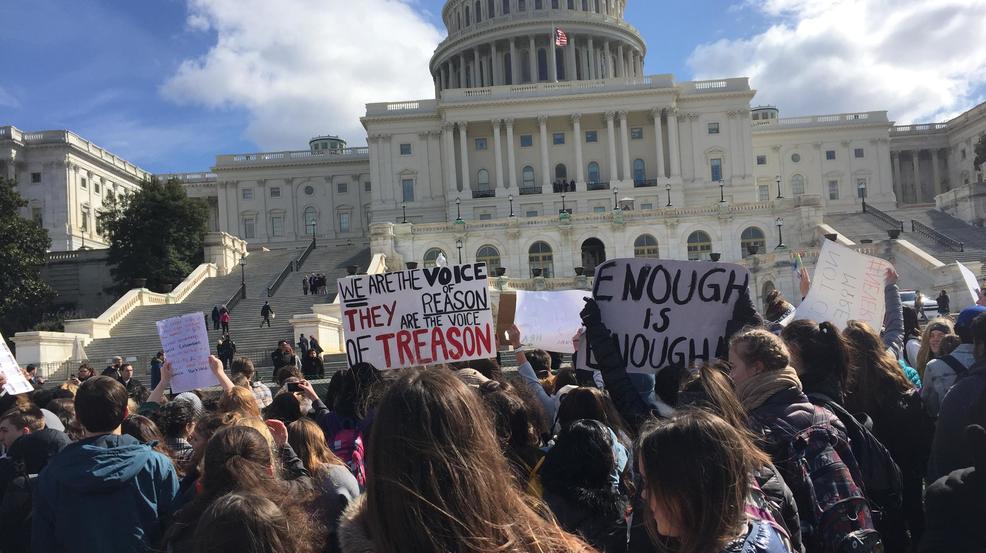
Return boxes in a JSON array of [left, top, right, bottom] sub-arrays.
[[157, 172, 218, 183], [890, 123, 949, 136], [678, 78, 750, 94], [440, 75, 675, 103], [436, 8, 643, 49], [0, 126, 151, 180], [365, 99, 440, 116], [215, 147, 370, 166], [753, 111, 888, 129]]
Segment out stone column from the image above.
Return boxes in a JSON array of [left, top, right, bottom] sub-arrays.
[[652, 108, 665, 179], [667, 108, 681, 179], [602, 40, 610, 77], [587, 37, 596, 79], [605, 111, 618, 182], [932, 148, 942, 196], [572, 113, 585, 188], [911, 150, 921, 202], [473, 48, 481, 87], [505, 118, 518, 189], [892, 151, 902, 202], [458, 122, 471, 192], [443, 124, 458, 198], [727, 111, 739, 182], [538, 114, 550, 189], [529, 35, 537, 82], [565, 31, 577, 80], [619, 111, 632, 182], [491, 42, 500, 86], [616, 44, 624, 78], [509, 38, 519, 85], [549, 30, 558, 81], [492, 119, 505, 196], [459, 54, 466, 88]]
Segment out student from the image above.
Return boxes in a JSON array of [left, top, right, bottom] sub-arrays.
[[636, 410, 792, 553], [220, 308, 231, 333], [302, 348, 324, 379], [476, 380, 547, 493], [915, 319, 955, 378], [902, 306, 922, 368], [191, 492, 308, 553], [936, 290, 950, 316], [155, 400, 196, 473], [32, 377, 179, 552], [337, 368, 591, 553], [230, 357, 273, 410], [261, 301, 274, 328], [923, 306, 986, 417]]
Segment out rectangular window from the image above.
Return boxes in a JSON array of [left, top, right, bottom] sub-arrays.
[[854, 148, 865, 158], [756, 155, 767, 165], [81, 209, 89, 232], [758, 185, 770, 202], [94, 182, 101, 194], [553, 133, 565, 145], [585, 130, 598, 143], [270, 187, 281, 198], [364, 182, 371, 192], [640, 203, 653, 210], [243, 218, 256, 239], [401, 179, 415, 202], [593, 206, 606, 213], [475, 138, 488, 150], [520, 134, 533, 147], [241, 188, 253, 200], [31, 172, 41, 183], [31, 207, 42, 226], [400, 143, 412, 155], [708, 122, 720, 134], [962, 149, 967, 160], [271, 216, 284, 237], [479, 213, 492, 221], [828, 180, 839, 200], [339, 213, 351, 233], [80, 178, 87, 189], [710, 158, 723, 182], [337, 182, 348, 194], [630, 128, 644, 140], [826, 150, 836, 160], [525, 210, 539, 217]]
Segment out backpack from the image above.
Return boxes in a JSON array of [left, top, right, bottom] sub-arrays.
[[321, 413, 366, 489], [808, 394, 904, 549], [938, 354, 969, 380], [764, 405, 881, 553]]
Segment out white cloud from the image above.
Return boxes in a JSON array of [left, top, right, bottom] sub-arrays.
[[161, 0, 444, 150], [687, 0, 986, 124], [0, 86, 20, 109]]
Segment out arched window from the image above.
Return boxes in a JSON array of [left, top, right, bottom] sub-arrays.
[[634, 234, 659, 258], [537, 49, 548, 81], [304, 206, 318, 235], [465, 5, 470, 25], [522, 166, 536, 187], [423, 248, 446, 268], [740, 227, 766, 258], [529, 241, 554, 277], [633, 159, 646, 183], [686, 231, 712, 261], [791, 174, 806, 196], [476, 245, 502, 272], [520, 50, 532, 82], [555, 163, 567, 180], [477, 169, 491, 190], [587, 162, 600, 183], [475, 1, 482, 22]]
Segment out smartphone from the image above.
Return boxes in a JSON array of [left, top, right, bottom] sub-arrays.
[[287, 382, 302, 393]]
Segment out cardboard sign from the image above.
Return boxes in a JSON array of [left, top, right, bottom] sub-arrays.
[[0, 333, 34, 395], [515, 290, 587, 353], [156, 313, 218, 394], [957, 261, 980, 305], [580, 258, 750, 373], [495, 293, 517, 342], [338, 262, 495, 369], [794, 240, 892, 330]]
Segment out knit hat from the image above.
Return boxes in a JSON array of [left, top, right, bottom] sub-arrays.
[[955, 306, 986, 330], [921, 425, 986, 552], [173, 392, 205, 418]]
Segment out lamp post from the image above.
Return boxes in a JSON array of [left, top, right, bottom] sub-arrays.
[[307, 221, 317, 248], [665, 182, 672, 207], [508, 194, 514, 217], [455, 197, 462, 222], [401, 202, 407, 224], [776, 175, 783, 199], [719, 180, 725, 203], [561, 193, 566, 213], [775, 217, 785, 249], [455, 239, 463, 264], [612, 187, 618, 210], [239, 259, 246, 299], [858, 181, 867, 212]]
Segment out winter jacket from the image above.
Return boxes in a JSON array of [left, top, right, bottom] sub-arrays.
[[150, 357, 163, 390], [882, 284, 905, 360], [927, 359, 986, 481], [121, 378, 149, 404], [303, 355, 325, 378], [754, 464, 804, 553], [314, 463, 361, 553], [0, 429, 71, 553], [721, 520, 793, 553], [32, 433, 179, 553], [272, 350, 299, 370], [923, 343, 976, 417], [543, 488, 629, 553]]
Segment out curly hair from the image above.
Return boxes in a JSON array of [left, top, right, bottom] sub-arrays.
[[729, 328, 790, 373]]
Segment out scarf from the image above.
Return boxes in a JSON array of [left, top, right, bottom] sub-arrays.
[[736, 366, 803, 412]]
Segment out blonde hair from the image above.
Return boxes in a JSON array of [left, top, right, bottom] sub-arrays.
[[729, 328, 790, 372], [59, 382, 78, 396], [916, 318, 954, 378], [219, 385, 263, 419]]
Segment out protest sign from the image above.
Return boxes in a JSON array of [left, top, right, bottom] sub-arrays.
[[793, 240, 892, 330], [495, 293, 517, 342], [338, 262, 495, 369], [0, 333, 34, 395], [156, 313, 217, 393], [957, 261, 980, 304], [579, 258, 750, 374], [515, 290, 586, 353]]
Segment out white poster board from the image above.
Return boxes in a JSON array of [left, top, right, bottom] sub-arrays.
[[156, 313, 218, 393], [515, 290, 587, 353], [0, 333, 34, 395], [794, 240, 892, 330], [338, 262, 496, 369], [957, 261, 980, 305], [579, 258, 750, 373]]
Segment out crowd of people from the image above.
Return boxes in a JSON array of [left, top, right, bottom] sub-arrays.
[[1, 267, 985, 553], [305, 274, 329, 296]]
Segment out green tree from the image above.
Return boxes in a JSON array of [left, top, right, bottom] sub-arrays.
[[0, 177, 54, 339], [98, 177, 209, 293], [975, 134, 986, 175]]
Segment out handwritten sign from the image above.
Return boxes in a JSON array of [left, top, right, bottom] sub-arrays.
[[957, 261, 980, 305], [515, 290, 586, 353], [794, 240, 892, 330], [580, 259, 750, 374], [0, 333, 34, 395], [156, 313, 217, 393], [338, 262, 495, 369]]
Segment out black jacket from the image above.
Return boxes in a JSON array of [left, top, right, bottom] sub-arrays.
[[302, 356, 325, 378]]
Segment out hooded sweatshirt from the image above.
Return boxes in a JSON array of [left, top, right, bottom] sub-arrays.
[[32, 433, 178, 553]]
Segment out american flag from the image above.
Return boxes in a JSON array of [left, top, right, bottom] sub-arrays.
[[555, 28, 568, 47]]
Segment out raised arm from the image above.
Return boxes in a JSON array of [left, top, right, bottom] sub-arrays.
[[882, 268, 904, 357], [506, 325, 555, 422]]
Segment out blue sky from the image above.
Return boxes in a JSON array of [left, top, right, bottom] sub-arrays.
[[1, 0, 984, 173]]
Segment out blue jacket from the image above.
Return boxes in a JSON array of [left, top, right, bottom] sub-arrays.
[[927, 358, 986, 482], [725, 520, 792, 553], [32, 433, 179, 553]]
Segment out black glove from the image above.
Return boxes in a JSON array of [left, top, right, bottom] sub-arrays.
[[580, 297, 602, 327]]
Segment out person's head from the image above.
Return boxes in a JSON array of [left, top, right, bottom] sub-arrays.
[[277, 340, 289, 352], [112, 356, 123, 367], [299, 334, 306, 340], [46, 398, 84, 441], [158, 400, 196, 440], [556, 386, 628, 438], [263, 391, 302, 425], [287, 418, 344, 474], [477, 380, 541, 477], [218, 385, 262, 419], [77, 364, 93, 380], [939, 334, 962, 356], [156, 351, 164, 360], [781, 319, 851, 393], [200, 426, 276, 498], [121, 364, 134, 381], [306, 348, 317, 359], [274, 366, 301, 386], [526, 349, 552, 378], [916, 318, 956, 375], [941, 289, 948, 296], [462, 358, 501, 381], [762, 289, 794, 323], [74, 376, 128, 435], [676, 363, 751, 432], [550, 369, 578, 395], [0, 403, 45, 449], [332, 363, 382, 419], [902, 305, 920, 339], [230, 357, 256, 382], [192, 493, 298, 553], [26, 365, 37, 377], [122, 414, 164, 442], [188, 412, 239, 461], [636, 410, 761, 552], [727, 328, 790, 387], [971, 313, 986, 360], [843, 320, 914, 414], [59, 382, 78, 397], [364, 368, 587, 553], [956, 307, 986, 344], [540, 419, 625, 519]]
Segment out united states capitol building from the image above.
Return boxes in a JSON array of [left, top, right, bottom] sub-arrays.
[[3, 0, 986, 293]]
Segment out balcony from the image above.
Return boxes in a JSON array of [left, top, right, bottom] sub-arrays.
[[587, 181, 610, 191], [472, 189, 496, 199], [519, 186, 543, 195], [634, 179, 658, 188]]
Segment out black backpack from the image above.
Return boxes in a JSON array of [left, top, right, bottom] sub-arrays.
[[938, 354, 969, 380]]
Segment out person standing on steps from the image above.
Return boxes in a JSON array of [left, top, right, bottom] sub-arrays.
[[915, 290, 927, 322], [302, 275, 309, 296], [219, 307, 230, 334], [211, 306, 221, 330], [937, 290, 950, 316], [260, 301, 274, 328], [298, 334, 310, 357], [217, 334, 237, 371], [309, 335, 323, 356]]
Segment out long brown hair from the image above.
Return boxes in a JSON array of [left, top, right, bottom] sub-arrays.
[[556, 387, 631, 443], [365, 368, 591, 553], [637, 410, 758, 553], [218, 385, 262, 419], [843, 320, 914, 415], [287, 417, 345, 474], [915, 318, 954, 377], [193, 493, 295, 553]]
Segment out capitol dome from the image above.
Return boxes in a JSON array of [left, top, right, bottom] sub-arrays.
[[431, 0, 645, 95]]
